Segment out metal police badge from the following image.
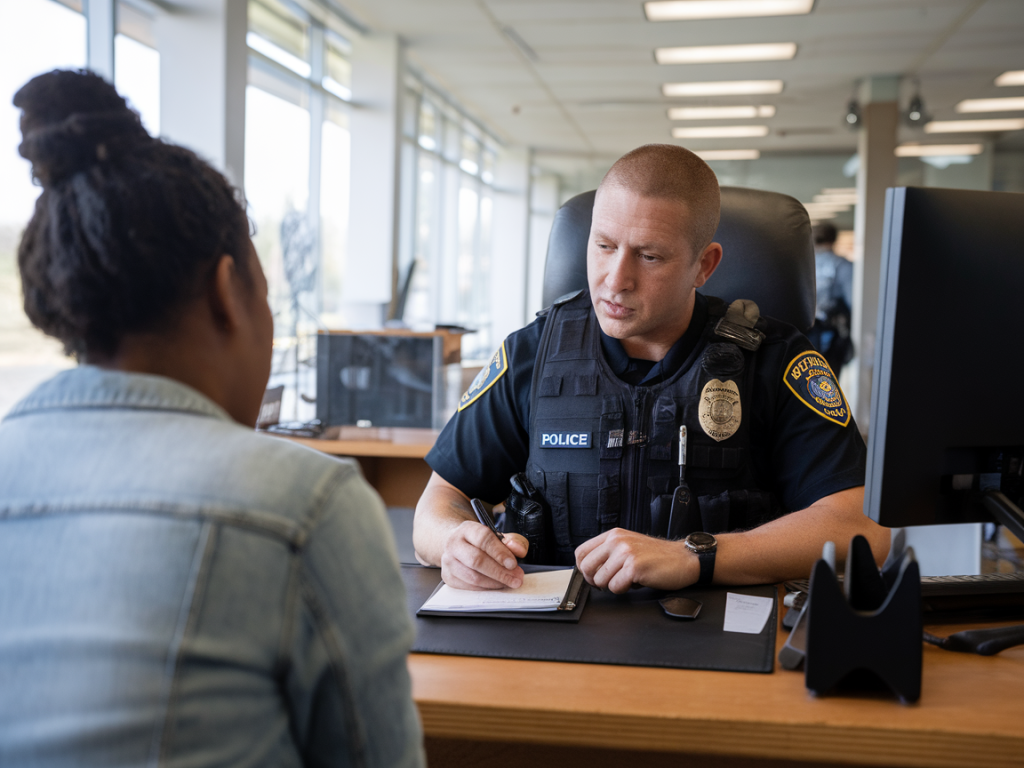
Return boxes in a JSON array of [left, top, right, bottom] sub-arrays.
[[458, 340, 508, 411], [784, 351, 851, 427], [698, 379, 742, 442]]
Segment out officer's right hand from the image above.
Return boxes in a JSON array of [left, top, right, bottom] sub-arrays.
[[440, 521, 529, 590]]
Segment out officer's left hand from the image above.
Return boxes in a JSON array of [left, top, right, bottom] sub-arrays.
[[575, 528, 698, 594]]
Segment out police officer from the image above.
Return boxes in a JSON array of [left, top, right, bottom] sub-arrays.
[[413, 144, 889, 594]]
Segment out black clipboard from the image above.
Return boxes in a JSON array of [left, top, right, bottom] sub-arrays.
[[414, 564, 591, 622]]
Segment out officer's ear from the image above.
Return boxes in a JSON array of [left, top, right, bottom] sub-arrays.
[[693, 242, 723, 288]]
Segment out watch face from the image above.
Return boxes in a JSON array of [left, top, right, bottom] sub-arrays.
[[686, 532, 717, 552]]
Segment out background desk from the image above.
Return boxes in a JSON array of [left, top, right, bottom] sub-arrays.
[[409, 605, 1024, 768], [283, 426, 437, 508]]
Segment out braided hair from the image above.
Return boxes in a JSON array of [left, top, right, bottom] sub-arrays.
[[14, 69, 251, 359]]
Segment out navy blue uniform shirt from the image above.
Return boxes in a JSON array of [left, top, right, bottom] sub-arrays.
[[427, 293, 866, 513]]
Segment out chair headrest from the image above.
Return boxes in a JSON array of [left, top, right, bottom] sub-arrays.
[[541, 186, 816, 331]]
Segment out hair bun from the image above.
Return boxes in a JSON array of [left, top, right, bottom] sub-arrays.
[[14, 69, 150, 186]]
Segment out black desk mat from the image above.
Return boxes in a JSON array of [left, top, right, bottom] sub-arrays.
[[403, 565, 777, 673]]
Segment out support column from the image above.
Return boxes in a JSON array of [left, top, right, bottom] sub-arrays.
[[86, 0, 116, 81], [850, 76, 899, 429], [343, 34, 403, 326], [155, 0, 248, 186], [491, 146, 531, 339]]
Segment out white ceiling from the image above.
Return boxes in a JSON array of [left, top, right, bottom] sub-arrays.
[[337, 0, 1024, 161]]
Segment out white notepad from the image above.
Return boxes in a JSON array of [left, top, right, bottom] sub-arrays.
[[421, 568, 578, 612]]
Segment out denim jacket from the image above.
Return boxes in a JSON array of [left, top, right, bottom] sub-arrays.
[[0, 367, 424, 768]]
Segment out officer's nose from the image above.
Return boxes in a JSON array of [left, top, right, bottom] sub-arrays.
[[603, 251, 635, 294]]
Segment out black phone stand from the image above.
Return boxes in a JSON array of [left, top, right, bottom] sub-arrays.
[[804, 535, 922, 703]]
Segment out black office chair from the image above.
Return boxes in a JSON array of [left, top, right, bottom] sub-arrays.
[[541, 187, 816, 332]]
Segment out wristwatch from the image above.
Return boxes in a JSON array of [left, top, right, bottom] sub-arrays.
[[684, 532, 718, 587]]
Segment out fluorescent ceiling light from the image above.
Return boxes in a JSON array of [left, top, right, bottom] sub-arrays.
[[668, 106, 775, 120], [672, 125, 769, 138], [803, 201, 851, 210], [645, 0, 814, 21], [925, 118, 1024, 133], [655, 43, 796, 65], [813, 193, 858, 204], [694, 149, 761, 160], [995, 70, 1024, 87], [956, 97, 1024, 113], [663, 80, 784, 97], [895, 143, 984, 157]]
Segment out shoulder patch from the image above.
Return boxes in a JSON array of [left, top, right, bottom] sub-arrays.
[[783, 351, 851, 427], [458, 340, 509, 411]]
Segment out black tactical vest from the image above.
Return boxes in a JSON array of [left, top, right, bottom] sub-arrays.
[[524, 290, 782, 564]]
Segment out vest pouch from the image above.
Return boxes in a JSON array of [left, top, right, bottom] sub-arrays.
[[568, 476, 600, 542], [650, 494, 673, 538], [697, 488, 776, 534]]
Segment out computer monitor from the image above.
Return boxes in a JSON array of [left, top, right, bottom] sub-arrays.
[[865, 186, 1024, 542]]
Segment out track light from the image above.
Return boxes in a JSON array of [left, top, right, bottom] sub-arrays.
[[844, 99, 861, 129], [904, 84, 930, 127]]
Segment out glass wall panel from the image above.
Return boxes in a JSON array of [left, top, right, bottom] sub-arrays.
[[320, 118, 350, 324], [0, 0, 86, 416], [114, 35, 160, 135]]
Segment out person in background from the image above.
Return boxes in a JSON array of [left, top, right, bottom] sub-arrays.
[[806, 222, 854, 376], [0, 69, 424, 768]]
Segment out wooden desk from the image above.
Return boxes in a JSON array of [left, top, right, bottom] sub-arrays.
[[410, 607, 1024, 768], [283, 427, 437, 507]]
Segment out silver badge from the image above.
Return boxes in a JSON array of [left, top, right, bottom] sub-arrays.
[[698, 379, 742, 442]]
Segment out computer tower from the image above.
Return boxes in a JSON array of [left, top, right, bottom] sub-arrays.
[[316, 330, 463, 429]]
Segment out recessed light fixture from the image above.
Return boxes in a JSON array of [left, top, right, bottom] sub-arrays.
[[668, 106, 776, 120], [645, 0, 814, 21], [672, 125, 769, 138], [995, 70, 1024, 87], [925, 118, 1024, 133], [663, 80, 784, 97], [956, 97, 1024, 113], [655, 43, 796, 65], [694, 149, 761, 160], [895, 144, 984, 157], [814, 193, 858, 204]]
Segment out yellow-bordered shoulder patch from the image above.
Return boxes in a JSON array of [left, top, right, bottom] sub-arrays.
[[783, 351, 851, 427], [458, 340, 509, 411]]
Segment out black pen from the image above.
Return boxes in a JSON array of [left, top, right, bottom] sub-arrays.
[[470, 498, 505, 544]]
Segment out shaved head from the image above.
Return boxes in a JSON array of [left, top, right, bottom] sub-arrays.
[[598, 144, 721, 257]]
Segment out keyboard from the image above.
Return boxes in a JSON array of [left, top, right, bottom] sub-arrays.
[[784, 572, 1024, 621]]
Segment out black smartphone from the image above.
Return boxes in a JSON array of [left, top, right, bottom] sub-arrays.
[[660, 596, 702, 620]]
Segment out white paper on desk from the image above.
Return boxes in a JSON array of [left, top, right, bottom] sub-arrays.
[[422, 569, 574, 612], [722, 592, 774, 634]]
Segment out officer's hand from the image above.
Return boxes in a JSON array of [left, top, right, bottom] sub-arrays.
[[575, 528, 696, 594], [441, 521, 530, 590]]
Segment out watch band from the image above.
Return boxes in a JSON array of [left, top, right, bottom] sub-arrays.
[[696, 549, 716, 587]]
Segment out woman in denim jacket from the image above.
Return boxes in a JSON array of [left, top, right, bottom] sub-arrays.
[[0, 69, 424, 768]]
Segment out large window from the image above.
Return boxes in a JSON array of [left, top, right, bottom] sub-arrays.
[[0, 0, 87, 416], [245, 0, 353, 420], [400, 78, 499, 362]]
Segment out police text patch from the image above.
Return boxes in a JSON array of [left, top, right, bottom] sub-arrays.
[[784, 351, 851, 427], [458, 341, 509, 411], [540, 432, 591, 448]]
